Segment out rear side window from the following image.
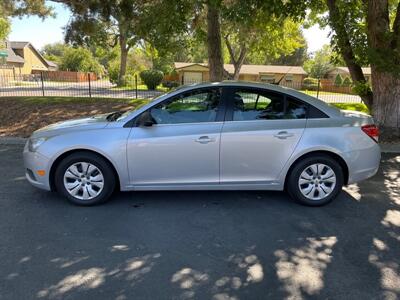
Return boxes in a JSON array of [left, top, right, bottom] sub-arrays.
[[286, 97, 307, 119], [231, 89, 307, 121]]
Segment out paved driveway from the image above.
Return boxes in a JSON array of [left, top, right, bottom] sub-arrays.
[[0, 144, 399, 300]]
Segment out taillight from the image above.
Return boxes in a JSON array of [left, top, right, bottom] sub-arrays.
[[361, 124, 379, 142]]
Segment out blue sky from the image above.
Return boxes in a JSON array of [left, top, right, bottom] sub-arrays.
[[9, 2, 331, 53]]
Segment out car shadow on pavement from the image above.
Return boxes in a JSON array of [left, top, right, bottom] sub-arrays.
[[1, 146, 399, 299]]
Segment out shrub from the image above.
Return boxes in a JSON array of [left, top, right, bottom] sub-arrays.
[[108, 61, 120, 84], [334, 74, 343, 86], [342, 77, 352, 87], [302, 77, 321, 91], [59, 47, 103, 75], [162, 80, 180, 89], [140, 69, 164, 90]]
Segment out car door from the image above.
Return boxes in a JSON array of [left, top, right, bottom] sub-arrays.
[[220, 87, 307, 184], [126, 87, 226, 187]]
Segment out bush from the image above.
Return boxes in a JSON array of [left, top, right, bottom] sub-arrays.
[[140, 69, 164, 90], [342, 77, 352, 87], [59, 47, 103, 75], [108, 61, 120, 84], [302, 78, 321, 91], [123, 74, 136, 87], [162, 80, 180, 89], [334, 74, 343, 87]]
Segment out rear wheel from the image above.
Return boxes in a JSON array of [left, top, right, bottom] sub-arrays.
[[54, 152, 116, 206], [287, 155, 344, 206]]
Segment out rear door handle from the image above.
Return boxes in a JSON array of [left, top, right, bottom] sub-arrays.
[[274, 131, 294, 139], [195, 136, 215, 144]]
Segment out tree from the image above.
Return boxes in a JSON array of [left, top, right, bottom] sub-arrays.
[[268, 41, 308, 66], [342, 76, 352, 87], [0, 18, 10, 42], [206, 1, 225, 82], [334, 74, 343, 86], [59, 47, 103, 75], [59, 0, 193, 86], [222, 8, 304, 79], [303, 45, 334, 78], [312, 0, 400, 139], [41, 42, 70, 64]]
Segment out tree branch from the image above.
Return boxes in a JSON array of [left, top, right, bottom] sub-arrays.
[[224, 35, 237, 65]]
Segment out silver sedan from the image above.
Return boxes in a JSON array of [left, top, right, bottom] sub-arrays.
[[23, 82, 381, 206]]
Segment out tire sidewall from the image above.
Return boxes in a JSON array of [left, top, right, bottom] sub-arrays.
[[287, 155, 344, 206], [54, 152, 116, 206]]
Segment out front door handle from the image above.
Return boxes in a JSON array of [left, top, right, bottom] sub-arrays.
[[274, 131, 294, 139], [195, 136, 215, 144]]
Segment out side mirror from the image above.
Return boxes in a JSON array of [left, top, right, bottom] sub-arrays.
[[136, 110, 154, 127]]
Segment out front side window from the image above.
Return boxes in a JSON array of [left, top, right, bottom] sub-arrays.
[[150, 88, 221, 124], [232, 89, 307, 121]]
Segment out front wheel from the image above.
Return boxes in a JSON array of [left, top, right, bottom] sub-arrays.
[[54, 152, 116, 206], [286, 155, 344, 206]]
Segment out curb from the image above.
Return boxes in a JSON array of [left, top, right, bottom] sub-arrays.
[[0, 137, 399, 153]]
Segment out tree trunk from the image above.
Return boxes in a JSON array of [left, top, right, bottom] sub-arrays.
[[118, 34, 128, 86], [326, 0, 373, 109], [207, 4, 224, 82], [366, 0, 400, 140], [371, 70, 400, 139]]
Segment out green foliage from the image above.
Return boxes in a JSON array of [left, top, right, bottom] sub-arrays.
[[302, 77, 321, 91], [108, 60, 121, 84], [303, 45, 334, 78], [334, 74, 343, 87], [140, 70, 164, 90], [330, 103, 369, 114], [0, 0, 53, 18], [352, 81, 372, 97], [59, 47, 103, 75], [0, 18, 10, 41], [41, 43, 70, 64], [342, 77, 352, 87]]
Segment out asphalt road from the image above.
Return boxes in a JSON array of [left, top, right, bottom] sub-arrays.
[[0, 144, 399, 300]]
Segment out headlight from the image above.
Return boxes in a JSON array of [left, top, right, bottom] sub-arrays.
[[28, 137, 48, 152]]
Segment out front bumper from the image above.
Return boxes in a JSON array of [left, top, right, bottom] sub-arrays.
[[23, 142, 52, 191]]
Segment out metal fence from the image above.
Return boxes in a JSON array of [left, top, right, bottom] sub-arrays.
[[0, 72, 362, 103]]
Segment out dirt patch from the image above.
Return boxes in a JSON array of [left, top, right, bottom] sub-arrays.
[[0, 97, 147, 137]]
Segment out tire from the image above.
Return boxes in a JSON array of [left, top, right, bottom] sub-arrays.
[[54, 152, 116, 206], [286, 155, 344, 206]]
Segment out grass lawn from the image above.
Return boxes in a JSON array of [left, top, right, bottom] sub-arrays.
[[301, 90, 353, 96], [329, 103, 369, 114], [111, 84, 169, 92]]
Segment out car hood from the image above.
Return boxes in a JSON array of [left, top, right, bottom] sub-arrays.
[[31, 114, 110, 138]]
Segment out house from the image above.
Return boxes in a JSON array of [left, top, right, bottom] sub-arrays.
[[324, 67, 371, 83], [2, 41, 58, 75], [173, 62, 308, 86]]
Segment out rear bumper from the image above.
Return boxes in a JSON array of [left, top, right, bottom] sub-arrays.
[[343, 143, 381, 184], [23, 142, 51, 191]]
